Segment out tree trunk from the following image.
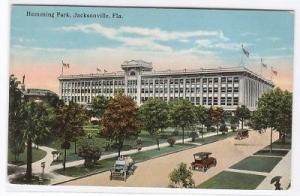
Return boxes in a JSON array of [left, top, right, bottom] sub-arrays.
[[63, 148, 67, 171], [25, 137, 32, 182], [182, 127, 185, 144], [74, 140, 77, 154], [270, 128, 273, 153], [282, 131, 286, 144], [14, 153, 17, 163], [156, 137, 160, 150], [117, 139, 123, 157], [241, 118, 244, 130]]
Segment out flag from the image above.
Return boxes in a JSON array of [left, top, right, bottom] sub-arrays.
[[62, 60, 69, 68], [242, 44, 250, 58], [97, 68, 101, 72], [261, 58, 267, 68], [271, 67, 278, 76]]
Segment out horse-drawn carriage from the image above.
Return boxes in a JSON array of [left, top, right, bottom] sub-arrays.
[[110, 156, 137, 181], [191, 152, 217, 172], [235, 129, 249, 140]]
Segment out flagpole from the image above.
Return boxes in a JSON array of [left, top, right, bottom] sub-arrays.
[[61, 61, 64, 75]]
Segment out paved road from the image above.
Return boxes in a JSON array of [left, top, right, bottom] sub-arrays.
[[62, 130, 279, 188]]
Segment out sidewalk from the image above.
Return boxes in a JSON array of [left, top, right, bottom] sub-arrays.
[[256, 150, 291, 190]]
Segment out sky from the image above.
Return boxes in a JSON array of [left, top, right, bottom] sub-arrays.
[[10, 5, 294, 93]]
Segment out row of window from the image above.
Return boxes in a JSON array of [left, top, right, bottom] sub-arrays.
[[62, 76, 240, 88]]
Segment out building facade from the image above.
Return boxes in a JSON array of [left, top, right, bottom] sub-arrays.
[[58, 60, 274, 111]]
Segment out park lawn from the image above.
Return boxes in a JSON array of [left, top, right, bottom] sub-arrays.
[[49, 128, 192, 165], [264, 140, 291, 150], [9, 174, 51, 185], [194, 131, 235, 144], [230, 156, 282, 173], [253, 149, 289, 157], [8, 148, 47, 166], [54, 143, 196, 177], [197, 171, 265, 189], [55, 158, 115, 177]]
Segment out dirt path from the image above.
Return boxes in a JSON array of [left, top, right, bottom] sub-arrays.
[[62, 130, 279, 188]]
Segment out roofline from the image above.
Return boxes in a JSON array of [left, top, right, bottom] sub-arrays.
[[58, 66, 273, 86]]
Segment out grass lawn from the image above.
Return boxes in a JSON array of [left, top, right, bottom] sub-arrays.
[[8, 148, 47, 166], [54, 143, 196, 177], [48, 128, 193, 165], [264, 139, 291, 150], [9, 174, 51, 185], [253, 149, 289, 157], [194, 131, 235, 144], [197, 171, 265, 189], [230, 156, 282, 173]]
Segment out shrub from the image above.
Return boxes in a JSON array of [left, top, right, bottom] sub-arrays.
[[167, 137, 176, 147], [169, 162, 195, 188], [189, 131, 198, 142], [219, 124, 228, 135], [78, 138, 102, 168]]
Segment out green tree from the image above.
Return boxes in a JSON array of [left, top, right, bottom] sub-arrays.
[[230, 115, 239, 132], [91, 95, 109, 118], [250, 110, 267, 133], [210, 106, 224, 135], [235, 105, 251, 130], [23, 101, 54, 181], [139, 98, 169, 150], [8, 75, 25, 163], [54, 101, 88, 171], [194, 105, 208, 139], [78, 137, 102, 168], [255, 88, 292, 151], [169, 162, 195, 188], [169, 99, 195, 144], [101, 94, 140, 157]]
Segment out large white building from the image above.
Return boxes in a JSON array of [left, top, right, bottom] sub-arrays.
[[58, 60, 274, 111]]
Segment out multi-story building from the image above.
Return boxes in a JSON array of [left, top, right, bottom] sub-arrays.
[[58, 60, 274, 111]]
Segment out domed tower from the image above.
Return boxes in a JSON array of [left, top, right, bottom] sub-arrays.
[[121, 60, 153, 105]]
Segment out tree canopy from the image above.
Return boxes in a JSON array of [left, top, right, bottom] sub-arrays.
[[169, 99, 195, 144], [253, 88, 292, 149], [235, 105, 251, 129], [53, 101, 88, 170], [101, 94, 140, 157], [139, 98, 169, 150]]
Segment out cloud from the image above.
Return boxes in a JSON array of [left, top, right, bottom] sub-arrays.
[[58, 23, 230, 53], [195, 39, 248, 51], [241, 32, 257, 37]]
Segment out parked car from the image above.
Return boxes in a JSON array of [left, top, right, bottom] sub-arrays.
[[235, 129, 249, 140], [110, 156, 137, 181], [191, 152, 217, 172]]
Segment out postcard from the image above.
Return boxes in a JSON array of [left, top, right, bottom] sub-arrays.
[[7, 4, 293, 193]]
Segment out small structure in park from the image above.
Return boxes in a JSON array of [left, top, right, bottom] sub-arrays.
[[191, 152, 217, 172], [234, 129, 249, 140], [110, 156, 137, 181]]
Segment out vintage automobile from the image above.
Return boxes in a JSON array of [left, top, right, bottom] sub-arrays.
[[191, 152, 217, 172], [110, 156, 136, 181], [235, 129, 249, 140]]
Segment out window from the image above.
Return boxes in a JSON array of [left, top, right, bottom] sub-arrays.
[[221, 97, 226, 105], [233, 97, 239, 105], [213, 97, 218, 105], [130, 71, 136, 76]]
